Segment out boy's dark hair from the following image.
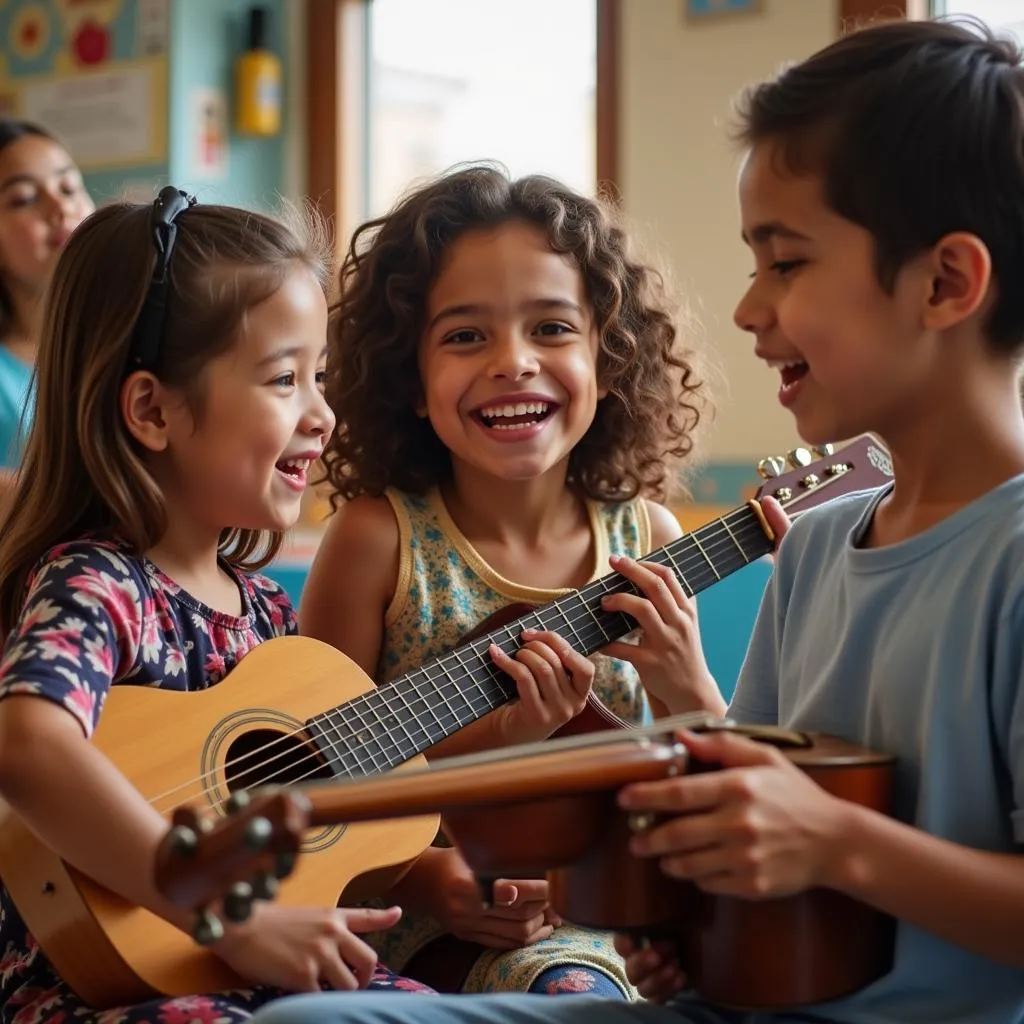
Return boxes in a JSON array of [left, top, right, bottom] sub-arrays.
[[735, 17, 1024, 354], [322, 164, 706, 506]]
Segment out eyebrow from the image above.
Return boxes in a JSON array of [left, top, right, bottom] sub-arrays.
[[0, 167, 77, 193], [427, 298, 583, 332], [741, 222, 812, 245], [257, 344, 328, 367]]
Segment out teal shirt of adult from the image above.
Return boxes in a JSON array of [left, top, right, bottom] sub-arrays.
[[0, 343, 33, 468]]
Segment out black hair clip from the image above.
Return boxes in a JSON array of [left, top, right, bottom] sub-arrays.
[[126, 185, 198, 373]]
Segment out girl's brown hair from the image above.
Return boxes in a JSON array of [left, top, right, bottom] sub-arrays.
[[0, 198, 331, 635], [322, 164, 707, 507]]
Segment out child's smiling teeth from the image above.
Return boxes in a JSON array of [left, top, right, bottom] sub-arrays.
[[276, 457, 311, 475], [766, 358, 809, 387], [477, 401, 553, 431]]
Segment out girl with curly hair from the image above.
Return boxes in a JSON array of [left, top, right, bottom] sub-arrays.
[[300, 164, 721, 1003]]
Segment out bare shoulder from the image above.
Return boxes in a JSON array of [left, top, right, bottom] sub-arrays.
[[299, 495, 401, 653], [644, 498, 684, 549], [320, 494, 401, 560]]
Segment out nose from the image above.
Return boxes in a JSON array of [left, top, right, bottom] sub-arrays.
[[487, 330, 539, 381], [43, 188, 84, 229], [302, 383, 336, 441], [733, 279, 775, 338]]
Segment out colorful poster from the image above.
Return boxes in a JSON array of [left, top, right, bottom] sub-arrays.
[[0, 0, 168, 171]]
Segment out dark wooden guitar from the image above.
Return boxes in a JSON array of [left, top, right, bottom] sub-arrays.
[[154, 717, 898, 1011], [0, 436, 893, 1007]]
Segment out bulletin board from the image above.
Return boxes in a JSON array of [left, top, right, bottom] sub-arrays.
[[0, 0, 169, 172]]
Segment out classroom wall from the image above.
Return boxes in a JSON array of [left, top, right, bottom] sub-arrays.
[[618, 0, 838, 521], [167, 0, 288, 208], [0, 0, 294, 210]]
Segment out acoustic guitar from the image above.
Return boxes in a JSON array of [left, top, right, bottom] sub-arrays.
[[153, 717, 898, 1011], [0, 436, 893, 1008]]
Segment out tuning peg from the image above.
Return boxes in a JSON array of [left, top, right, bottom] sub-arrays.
[[223, 881, 255, 924], [224, 790, 251, 815], [251, 871, 280, 901], [244, 815, 274, 851], [756, 456, 786, 480], [786, 447, 812, 469], [192, 908, 225, 946], [811, 443, 835, 458], [167, 824, 198, 858], [274, 850, 298, 880]]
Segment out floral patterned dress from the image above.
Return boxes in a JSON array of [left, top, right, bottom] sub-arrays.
[[0, 536, 433, 1024]]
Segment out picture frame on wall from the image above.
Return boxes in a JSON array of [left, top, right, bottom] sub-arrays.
[[684, 0, 763, 21]]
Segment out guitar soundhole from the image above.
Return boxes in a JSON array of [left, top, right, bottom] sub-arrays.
[[223, 728, 333, 793]]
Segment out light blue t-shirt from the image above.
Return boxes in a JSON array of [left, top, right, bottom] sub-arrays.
[[0, 343, 33, 469], [727, 478, 1024, 1024]]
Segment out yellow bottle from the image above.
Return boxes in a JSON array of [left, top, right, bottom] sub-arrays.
[[235, 6, 281, 136]]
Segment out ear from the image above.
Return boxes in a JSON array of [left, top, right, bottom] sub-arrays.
[[920, 232, 992, 331], [119, 371, 179, 453]]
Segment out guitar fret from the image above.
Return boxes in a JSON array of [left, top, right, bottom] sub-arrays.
[[721, 518, 750, 562], [581, 597, 612, 646], [689, 531, 720, 580], [556, 601, 585, 649], [661, 546, 693, 597]]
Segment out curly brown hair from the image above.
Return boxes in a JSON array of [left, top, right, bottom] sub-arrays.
[[321, 164, 707, 507]]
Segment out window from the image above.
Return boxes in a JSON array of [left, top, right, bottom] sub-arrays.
[[363, 0, 598, 220], [933, 0, 1024, 39]]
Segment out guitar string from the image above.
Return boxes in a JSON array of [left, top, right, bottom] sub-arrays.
[[146, 510, 771, 813], [146, 467, 866, 812]]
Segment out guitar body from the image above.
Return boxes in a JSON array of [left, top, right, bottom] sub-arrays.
[[0, 636, 440, 1008], [545, 734, 897, 1009]]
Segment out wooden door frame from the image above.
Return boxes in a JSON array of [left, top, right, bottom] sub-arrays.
[[840, 0, 928, 28]]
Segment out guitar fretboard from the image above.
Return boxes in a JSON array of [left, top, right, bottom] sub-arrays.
[[306, 502, 772, 778]]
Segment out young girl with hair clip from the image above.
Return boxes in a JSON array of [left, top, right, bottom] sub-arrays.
[[0, 188, 438, 1023], [0, 119, 93, 486], [300, 164, 741, 1000]]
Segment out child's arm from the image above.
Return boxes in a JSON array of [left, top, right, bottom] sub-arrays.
[[619, 728, 1024, 969], [300, 497, 597, 758]]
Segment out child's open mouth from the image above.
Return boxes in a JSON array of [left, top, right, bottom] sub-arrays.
[[772, 360, 809, 408], [473, 400, 556, 433], [275, 456, 311, 491]]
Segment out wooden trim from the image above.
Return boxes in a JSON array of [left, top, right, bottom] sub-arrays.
[[596, 0, 620, 199], [306, 0, 618, 210], [305, 0, 341, 228], [839, 0, 909, 31]]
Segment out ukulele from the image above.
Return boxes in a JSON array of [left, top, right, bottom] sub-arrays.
[[153, 716, 898, 1011], [0, 436, 893, 1008]]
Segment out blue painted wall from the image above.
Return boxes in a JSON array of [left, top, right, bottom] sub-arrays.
[[168, 0, 286, 209]]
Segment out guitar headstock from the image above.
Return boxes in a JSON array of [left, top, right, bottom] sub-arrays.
[[154, 788, 310, 943], [754, 435, 892, 518]]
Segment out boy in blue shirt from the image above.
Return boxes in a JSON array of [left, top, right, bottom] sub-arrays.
[[250, 17, 1024, 1024]]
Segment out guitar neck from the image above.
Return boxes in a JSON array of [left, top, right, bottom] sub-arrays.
[[308, 503, 771, 777]]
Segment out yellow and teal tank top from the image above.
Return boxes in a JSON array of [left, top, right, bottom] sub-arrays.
[[378, 486, 654, 725], [361, 486, 657, 997]]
